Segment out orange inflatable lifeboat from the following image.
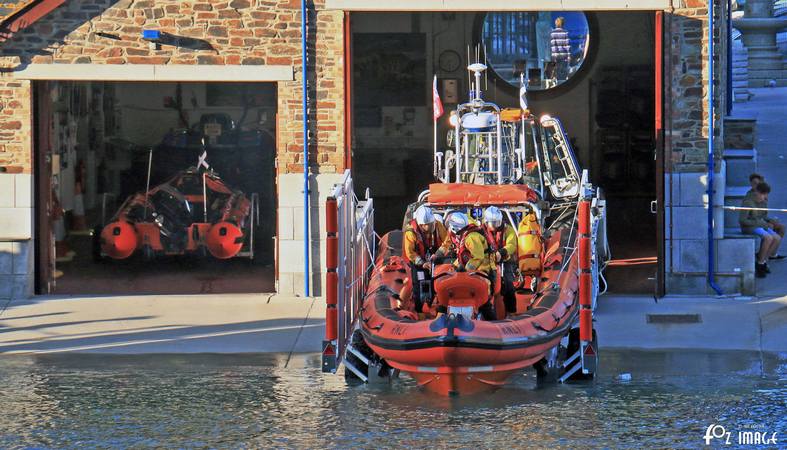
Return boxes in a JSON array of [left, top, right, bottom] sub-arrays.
[[96, 168, 256, 261], [327, 65, 603, 395], [358, 184, 583, 396]]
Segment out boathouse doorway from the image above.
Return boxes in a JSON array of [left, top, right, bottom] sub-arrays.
[[347, 10, 662, 295], [33, 80, 278, 295]]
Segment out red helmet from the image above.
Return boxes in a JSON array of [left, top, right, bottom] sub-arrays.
[[206, 222, 244, 259], [101, 221, 137, 259]]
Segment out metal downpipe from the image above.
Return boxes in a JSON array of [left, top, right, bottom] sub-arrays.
[[708, 0, 723, 295], [302, 0, 310, 296]]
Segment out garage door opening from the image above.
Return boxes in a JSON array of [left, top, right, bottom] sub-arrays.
[[34, 81, 277, 295], [350, 11, 659, 294]]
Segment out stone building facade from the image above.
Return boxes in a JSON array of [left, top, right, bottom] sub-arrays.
[[0, 0, 347, 295], [0, 0, 346, 173], [665, 0, 758, 295], [0, 0, 749, 298]]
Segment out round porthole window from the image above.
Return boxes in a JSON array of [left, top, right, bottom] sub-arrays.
[[480, 12, 591, 92]]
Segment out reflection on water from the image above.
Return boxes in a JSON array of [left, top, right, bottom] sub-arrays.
[[0, 351, 784, 448]]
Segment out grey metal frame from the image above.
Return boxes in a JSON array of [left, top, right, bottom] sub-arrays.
[[330, 170, 376, 370]]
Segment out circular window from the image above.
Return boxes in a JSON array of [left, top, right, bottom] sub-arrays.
[[480, 12, 591, 92]]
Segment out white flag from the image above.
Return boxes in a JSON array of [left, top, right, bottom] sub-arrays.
[[198, 150, 209, 170], [519, 73, 528, 111]]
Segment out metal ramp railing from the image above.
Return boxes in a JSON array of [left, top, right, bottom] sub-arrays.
[[322, 170, 375, 375]]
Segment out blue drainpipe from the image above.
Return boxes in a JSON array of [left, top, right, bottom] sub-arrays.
[[708, 0, 723, 296], [726, 0, 733, 116], [302, 0, 310, 297]]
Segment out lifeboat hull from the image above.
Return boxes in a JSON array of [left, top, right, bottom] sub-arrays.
[[374, 345, 557, 396], [363, 325, 569, 395], [360, 230, 578, 396]]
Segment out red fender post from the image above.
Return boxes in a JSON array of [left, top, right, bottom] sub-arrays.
[[578, 199, 593, 343], [325, 198, 339, 342]]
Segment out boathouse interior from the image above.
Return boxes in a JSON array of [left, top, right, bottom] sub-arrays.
[[35, 81, 277, 295], [350, 11, 658, 294]]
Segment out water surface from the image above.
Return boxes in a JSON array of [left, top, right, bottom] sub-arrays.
[[0, 350, 784, 448]]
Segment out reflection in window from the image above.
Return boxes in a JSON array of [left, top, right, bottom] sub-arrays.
[[542, 125, 569, 183], [482, 12, 590, 91]]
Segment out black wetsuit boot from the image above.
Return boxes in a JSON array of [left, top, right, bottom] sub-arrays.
[[479, 269, 497, 320], [478, 302, 496, 321], [502, 262, 516, 313], [410, 264, 427, 312]]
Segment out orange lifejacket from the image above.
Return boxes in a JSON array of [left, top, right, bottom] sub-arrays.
[[483, 227, 505, 253], [517, 212, 542, 273], [453, 225, 486, 266], [409, 219, 441, 259]]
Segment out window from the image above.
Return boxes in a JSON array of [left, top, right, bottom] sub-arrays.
[[481, 12, 591, 91]]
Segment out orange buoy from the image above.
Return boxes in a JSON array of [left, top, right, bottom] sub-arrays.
[[100, 221, 138, 259], [206, 222, 244, 259]]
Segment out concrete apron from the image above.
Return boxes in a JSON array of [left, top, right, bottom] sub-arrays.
[[1, 293, 785, 355], [0, 294, 326, 355], [596, 295, 787, 353]]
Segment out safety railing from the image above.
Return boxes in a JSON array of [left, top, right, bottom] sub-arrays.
[[322, 170, 375, 373], [718, 205, 787, 213]]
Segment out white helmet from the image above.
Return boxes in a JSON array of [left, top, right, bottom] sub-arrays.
[[413, 205, 435, 225], [447, 212, 469, 234], [483, 206, 503, 229]]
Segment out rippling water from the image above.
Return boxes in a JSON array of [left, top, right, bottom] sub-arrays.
[[0, 350, 784, 449]]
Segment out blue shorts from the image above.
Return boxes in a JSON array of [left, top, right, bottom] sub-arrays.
[[752, 227, 779, 237]]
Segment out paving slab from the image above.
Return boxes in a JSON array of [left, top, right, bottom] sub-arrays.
[[2, 291, 785, 355], [596, 294, 787, 353]]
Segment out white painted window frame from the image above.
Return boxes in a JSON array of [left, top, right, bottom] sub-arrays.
[[12, 64, 294, 82]]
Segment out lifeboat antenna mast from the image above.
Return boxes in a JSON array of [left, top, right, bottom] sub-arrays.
[[467, 63, 486, 104]]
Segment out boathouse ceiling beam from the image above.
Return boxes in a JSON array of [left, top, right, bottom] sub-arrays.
[[11, 64, 295, 82], [325, 0, 674, 11]]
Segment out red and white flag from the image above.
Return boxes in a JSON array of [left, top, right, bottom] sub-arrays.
[[432, 75, 444, 121]]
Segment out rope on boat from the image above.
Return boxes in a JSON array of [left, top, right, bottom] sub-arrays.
[[598, 268, 609, 296], [358, 227, 375, 268], [591, 205, 611, 296]]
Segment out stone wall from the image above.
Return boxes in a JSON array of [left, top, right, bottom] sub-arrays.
[[0, 0, 345, 175], [665, 1, 753, 295], [0, 78, 31, 174], [667, 0, 728, 173], [0, 173, 34, 298], [277, 172, 343, 295]]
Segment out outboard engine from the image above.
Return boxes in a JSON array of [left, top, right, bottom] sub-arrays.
[[150, 185, 193, 252]]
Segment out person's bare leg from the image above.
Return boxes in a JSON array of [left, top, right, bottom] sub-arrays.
[[770, 235, 782, 257], [758, 235, 773, 263], [764, 235, 778, 259]]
